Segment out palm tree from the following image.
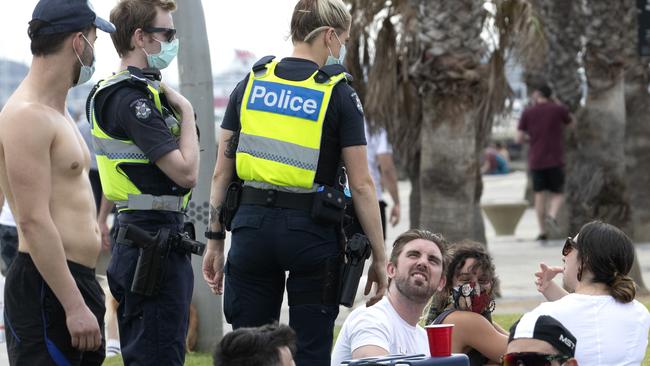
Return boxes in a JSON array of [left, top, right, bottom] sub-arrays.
[[624, 3, 650, 243], [622, 2, 650, 292], [565, 0, 647, 292], [345, 0, 542, 243]]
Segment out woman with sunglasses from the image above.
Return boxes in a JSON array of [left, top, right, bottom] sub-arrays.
[[427, 241, 508, 365], [532, 220, 650, 365]]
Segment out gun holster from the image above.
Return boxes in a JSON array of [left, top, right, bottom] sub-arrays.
[[117, 225, 171, 297], [338, 233, 372, 307], [220, 180, 242, 231], [117, 224, 206, 296]]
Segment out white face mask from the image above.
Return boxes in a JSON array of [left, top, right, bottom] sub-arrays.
[[74, 34, 95, 86], [326, 30, 346, 65]]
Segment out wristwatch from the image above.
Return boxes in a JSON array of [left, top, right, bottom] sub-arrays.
[[204, 230, 226, 240]]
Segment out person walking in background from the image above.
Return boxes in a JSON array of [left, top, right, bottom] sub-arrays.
[[532, 220, 650, 365], [517, 84, 573, 241], [365, 121, 400, 238], [202, 1, 388, 364], [0, 0, 115, 364]]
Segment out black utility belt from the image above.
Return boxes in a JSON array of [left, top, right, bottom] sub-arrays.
[[240, 185, 346, 225], [240, 186, 314, 211]]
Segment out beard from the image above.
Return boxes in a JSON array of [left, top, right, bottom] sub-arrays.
[[72, 62, 82, 85], [394, 270, 436, 304]]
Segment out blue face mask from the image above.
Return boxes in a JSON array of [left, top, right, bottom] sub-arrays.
[[74, 34, 95, 86], [326, 31, 346, 65], [144, 38, 179, 70]]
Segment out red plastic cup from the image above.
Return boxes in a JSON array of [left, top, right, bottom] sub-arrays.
[[425, 324, 454, 357]]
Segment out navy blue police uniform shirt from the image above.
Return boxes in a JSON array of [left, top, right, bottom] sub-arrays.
[[221, 57, 367, 187], [93, 79, 191, 213], [98, 87, 179, 162]]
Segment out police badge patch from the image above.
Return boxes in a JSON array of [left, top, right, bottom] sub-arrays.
[[132, 99, 152, 120], [350, 92, 364, 115]]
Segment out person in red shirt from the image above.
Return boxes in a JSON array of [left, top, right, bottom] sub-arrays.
[[517, 85, 574, 241]]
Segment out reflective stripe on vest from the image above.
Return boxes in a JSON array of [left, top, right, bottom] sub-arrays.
[[90, 70, 190, 212], [237, 60, 347, 190]]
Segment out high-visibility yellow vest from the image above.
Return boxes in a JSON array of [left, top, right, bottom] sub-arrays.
[[237, 58, 349, 190], [89, 69, 191, 212]]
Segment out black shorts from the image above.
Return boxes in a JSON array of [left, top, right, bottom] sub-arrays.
[[531, 166, 565, 193], [5, 253, 106, 366]]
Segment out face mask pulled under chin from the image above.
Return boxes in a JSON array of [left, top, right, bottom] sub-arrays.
[[325, 31, 346, 66], [144, 38, 179, 70], [451, 281, 495, 315], [74, 35, 95, 87]]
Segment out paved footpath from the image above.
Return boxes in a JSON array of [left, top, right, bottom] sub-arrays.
[[0, 172, 648, 364]]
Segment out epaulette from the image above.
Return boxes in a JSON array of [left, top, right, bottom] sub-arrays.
[[315, 64, 353, 84], [252, 55, 276, 72]]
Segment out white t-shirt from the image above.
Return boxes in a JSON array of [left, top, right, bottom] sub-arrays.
[[365, 122, 392, 201], [331, 297, 430, 366], [0, 200, 15, 227], [529, 293, 650, 366]]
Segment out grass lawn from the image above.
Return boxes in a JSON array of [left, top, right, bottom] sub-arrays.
[[103, 301, 650, 365]]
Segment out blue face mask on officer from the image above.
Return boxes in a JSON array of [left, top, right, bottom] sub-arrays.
[[144, 37, 179, 70], [326, 29, 346, 66], [74, 33, 95, 86]]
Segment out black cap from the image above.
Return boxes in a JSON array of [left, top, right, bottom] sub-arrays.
[[508, 313, 577, 357], [31, 0, 116, 36]]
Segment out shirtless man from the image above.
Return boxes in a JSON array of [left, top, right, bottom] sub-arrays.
[[0, 1, 115, 365]]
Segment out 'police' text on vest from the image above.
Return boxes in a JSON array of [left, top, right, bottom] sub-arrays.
[[247, 80, 324, 121]]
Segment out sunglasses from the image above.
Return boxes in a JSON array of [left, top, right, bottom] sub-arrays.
[[143, 26, 177, 42], [501, 352, 570, 366], [562, 236, 576, 256]]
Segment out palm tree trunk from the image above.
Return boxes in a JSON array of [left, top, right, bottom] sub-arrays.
[[624, 3, 650, 243], [566, 0, 647, 293], [419, 97, 481, 242], [411, 0, 487, 243]]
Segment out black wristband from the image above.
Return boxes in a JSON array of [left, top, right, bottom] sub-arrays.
[[205, 230, 226, 240]]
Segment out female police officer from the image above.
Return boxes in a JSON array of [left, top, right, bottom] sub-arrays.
[[202, 1, 387, 365]]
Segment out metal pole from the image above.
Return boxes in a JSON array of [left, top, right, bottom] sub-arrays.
[[173, 0, 221, 352]]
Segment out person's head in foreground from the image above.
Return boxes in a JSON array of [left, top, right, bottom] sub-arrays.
[[563, 220, 636, 302], [505, 313, 577, 366], [388, 229, 447, 305], [429, 240, 498, 320], [213, 323, 296, 366]]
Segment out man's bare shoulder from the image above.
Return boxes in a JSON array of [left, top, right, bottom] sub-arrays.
[[0, 100, 59, 142]]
